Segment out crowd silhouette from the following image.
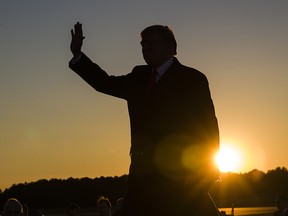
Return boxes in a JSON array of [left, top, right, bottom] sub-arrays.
[[1, 198, 44, 216], [0, 196, 123, 216], [1, 193, 284, 216]]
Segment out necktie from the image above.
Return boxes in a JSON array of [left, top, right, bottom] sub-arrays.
[[146, 69, 157, 93]]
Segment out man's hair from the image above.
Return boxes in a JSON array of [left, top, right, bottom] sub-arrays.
[[141, 25, 177, 55], [97, 196, 111, 208]]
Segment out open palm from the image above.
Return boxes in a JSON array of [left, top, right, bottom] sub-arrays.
[[70, 22, 85, 57]]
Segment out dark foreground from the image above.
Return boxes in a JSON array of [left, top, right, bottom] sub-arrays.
[[44, 206, 276, 216]]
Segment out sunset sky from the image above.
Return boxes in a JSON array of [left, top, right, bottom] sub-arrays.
[[1, 1, 288, 190]]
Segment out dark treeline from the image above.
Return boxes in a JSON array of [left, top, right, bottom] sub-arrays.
[[0, 175, 128, 210], [1, 167, 288, 210], [211, 167, 288, 207]]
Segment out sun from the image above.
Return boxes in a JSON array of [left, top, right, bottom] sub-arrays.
[[215, 143, 243, 172]]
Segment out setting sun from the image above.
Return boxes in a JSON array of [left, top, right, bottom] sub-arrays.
[[215, 143, 243, 172]]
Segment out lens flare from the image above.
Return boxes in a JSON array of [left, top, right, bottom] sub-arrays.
[[215, 143, 243, 172]]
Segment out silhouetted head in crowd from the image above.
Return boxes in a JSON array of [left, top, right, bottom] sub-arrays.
[[2, 198, 23, 216], [276, 194, 288, 210], [66, 203, 81, 216], [22, 204, 28, 216], [116, 198, 124, 212], [97, 196, 111, 216]]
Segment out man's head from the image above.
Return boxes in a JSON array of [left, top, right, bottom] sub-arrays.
[[140, 25, 177, 68], [97, 196, 111, 216], [66, 203, 81, 216], [2, 198, 23, 216], [116, 198, 124, 212]]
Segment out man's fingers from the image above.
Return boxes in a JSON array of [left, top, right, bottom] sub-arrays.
[[71, 22, 84, 42], [74, 22, 83, 37]]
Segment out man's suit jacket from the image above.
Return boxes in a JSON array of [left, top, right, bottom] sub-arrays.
[[69, 53, 219, 181]]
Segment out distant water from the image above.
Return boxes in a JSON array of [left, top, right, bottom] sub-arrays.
[[218, 206, 277, 216]]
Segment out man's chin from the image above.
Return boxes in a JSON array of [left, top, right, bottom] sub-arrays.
[[143, 57, 154, 66]]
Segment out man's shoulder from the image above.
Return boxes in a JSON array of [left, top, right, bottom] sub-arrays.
[[130, 65, 152, 77], [180, 64, 203, 74], [175, 60, 208, 82], [133, 64, 151, 71]]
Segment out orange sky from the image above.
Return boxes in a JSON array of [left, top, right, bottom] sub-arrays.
[[1, 1, 288, 190]]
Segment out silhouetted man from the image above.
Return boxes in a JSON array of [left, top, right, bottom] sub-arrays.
[[69, 22, 220, 216]]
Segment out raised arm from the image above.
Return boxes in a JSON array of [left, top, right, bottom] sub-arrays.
[[70, 22, 85, 57]]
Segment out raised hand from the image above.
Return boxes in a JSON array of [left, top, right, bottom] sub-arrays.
[[70, 22, 85, 57]]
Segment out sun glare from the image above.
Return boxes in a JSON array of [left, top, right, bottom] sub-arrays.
[[215, 143, 243, 172]]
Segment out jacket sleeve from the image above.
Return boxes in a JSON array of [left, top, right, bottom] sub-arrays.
[[69, 53, 134, 100]]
